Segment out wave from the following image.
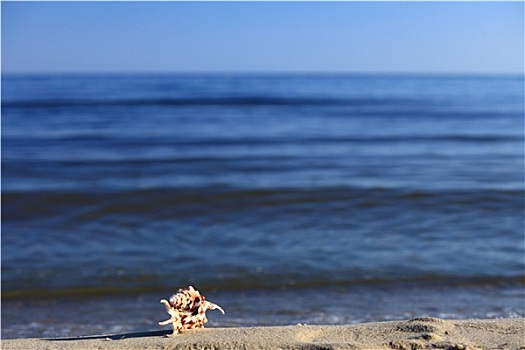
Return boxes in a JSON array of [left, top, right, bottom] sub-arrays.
[[3, 187, 523, 222], [3, 274, 523, 300], [2, 96, 422, 108], [4, 96, 520, 124], [3, 133, 522, 146]]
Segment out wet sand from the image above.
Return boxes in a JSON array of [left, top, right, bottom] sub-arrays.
[[3, 317, 524, 350]]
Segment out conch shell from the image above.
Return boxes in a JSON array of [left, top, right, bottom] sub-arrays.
[[159, 285, 225, 335]]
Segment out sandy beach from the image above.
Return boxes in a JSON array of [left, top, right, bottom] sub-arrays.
[[3, 317, 524, 350]]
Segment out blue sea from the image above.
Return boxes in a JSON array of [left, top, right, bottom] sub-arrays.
[[2, 73, 524, 339]]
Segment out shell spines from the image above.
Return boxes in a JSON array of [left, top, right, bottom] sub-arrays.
[[159, 286, 224, 336]]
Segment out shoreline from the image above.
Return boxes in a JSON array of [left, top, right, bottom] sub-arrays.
[[2, 317, 524, 350]]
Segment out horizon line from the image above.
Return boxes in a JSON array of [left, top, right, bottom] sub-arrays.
[[3, 70, 523, 78]]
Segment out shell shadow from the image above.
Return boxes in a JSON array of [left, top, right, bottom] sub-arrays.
[[46, 329, 171, 341]]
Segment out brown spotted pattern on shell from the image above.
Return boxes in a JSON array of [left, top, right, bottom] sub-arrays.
[[159, 285, 224, 335]]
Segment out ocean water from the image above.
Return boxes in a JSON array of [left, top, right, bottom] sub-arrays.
[[2, 73, 524, 339]]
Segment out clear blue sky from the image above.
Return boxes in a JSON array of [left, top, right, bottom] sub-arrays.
[[2, 1, 523, 74]]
